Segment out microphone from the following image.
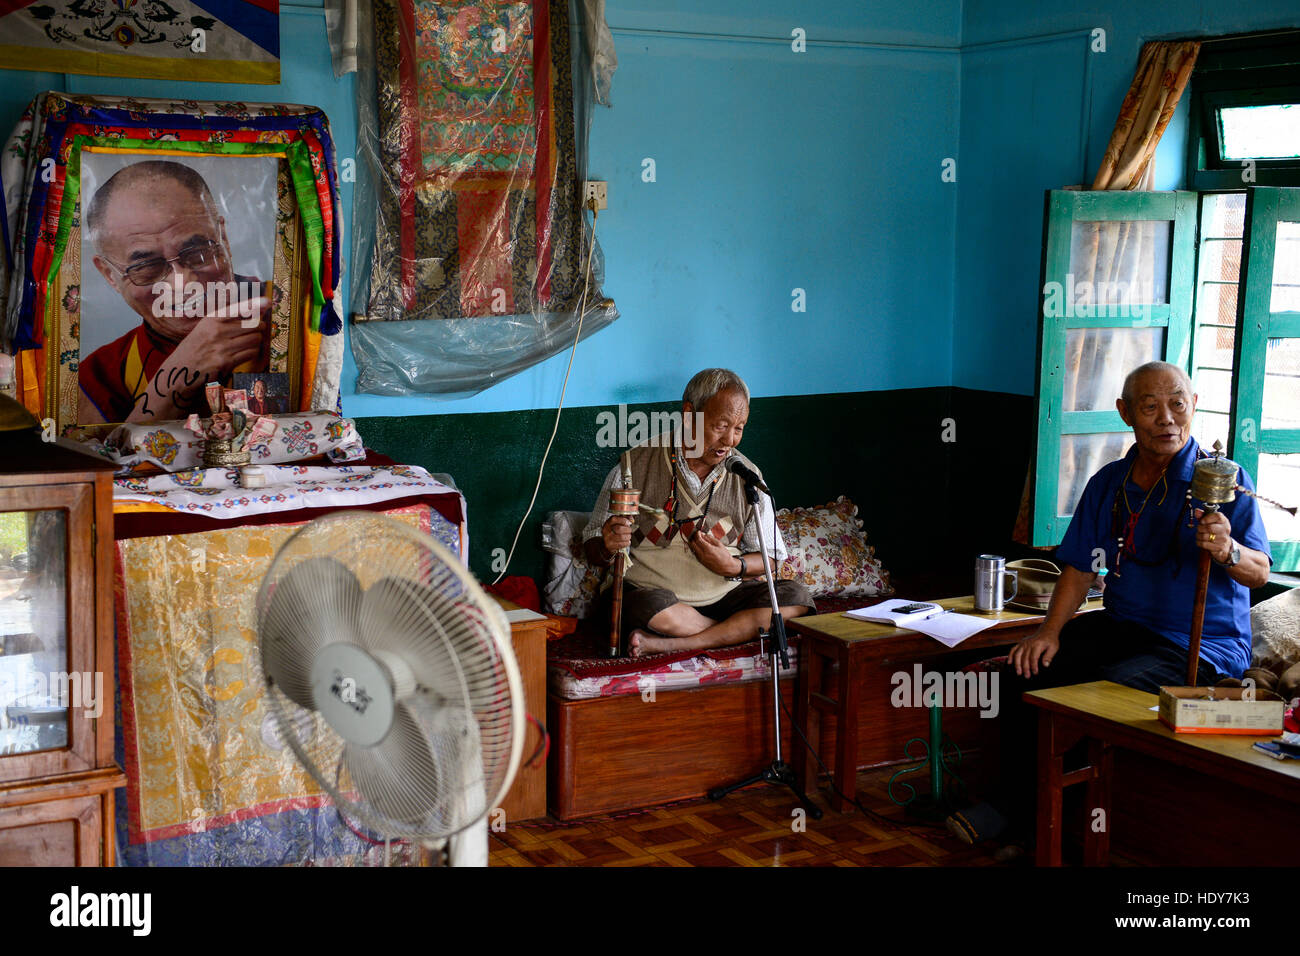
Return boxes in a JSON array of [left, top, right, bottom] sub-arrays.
[[725, 457, 771, 495]]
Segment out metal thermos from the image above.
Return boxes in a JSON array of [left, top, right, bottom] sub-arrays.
[[974, 554, 1018, 613]]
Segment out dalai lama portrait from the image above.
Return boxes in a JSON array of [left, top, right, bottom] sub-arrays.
[[77, 159, 272, 424]]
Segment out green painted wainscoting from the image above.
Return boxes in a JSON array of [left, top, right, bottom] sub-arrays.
[[356, 388, 1038, 594]]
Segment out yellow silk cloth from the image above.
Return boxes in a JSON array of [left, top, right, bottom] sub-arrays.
[[115, 505, 432, 841]]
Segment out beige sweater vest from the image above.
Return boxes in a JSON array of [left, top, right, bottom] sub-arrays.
[[619, 440, 756, 607]]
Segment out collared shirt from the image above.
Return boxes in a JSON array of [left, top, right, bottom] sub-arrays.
[[1055, 436, 1272, 677], [582, 450, 788, 561]]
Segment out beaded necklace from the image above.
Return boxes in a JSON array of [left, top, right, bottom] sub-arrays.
[[1110, 461, 1170, 576]]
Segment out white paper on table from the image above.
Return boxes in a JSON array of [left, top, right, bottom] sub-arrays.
[[505, 607, 546, 624], [909, 611, 1001, 648]]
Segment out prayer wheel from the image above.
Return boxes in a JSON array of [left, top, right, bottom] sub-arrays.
[[608, 486, 641, 657]]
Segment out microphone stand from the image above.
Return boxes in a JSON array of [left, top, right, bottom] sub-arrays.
[[707, 478, 822, 819]]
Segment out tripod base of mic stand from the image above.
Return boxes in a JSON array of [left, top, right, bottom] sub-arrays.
[[708, 761, 823, 820]]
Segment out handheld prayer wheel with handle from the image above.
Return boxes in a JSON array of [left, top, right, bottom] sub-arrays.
[[607, 485, 641, 657], [1185, 442, 1240, 686], [1183, 440, 1296, 685]]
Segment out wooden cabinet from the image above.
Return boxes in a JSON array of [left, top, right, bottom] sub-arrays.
[[0, 432, 125, 866], [491, 597, 548, 822]]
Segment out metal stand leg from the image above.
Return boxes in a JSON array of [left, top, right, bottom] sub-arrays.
[[886, 704, 966, 821]]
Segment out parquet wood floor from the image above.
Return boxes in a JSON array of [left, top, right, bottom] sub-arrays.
[[489, 765, 1004, 867]]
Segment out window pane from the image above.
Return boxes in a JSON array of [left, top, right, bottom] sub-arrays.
[[1202, 192, 1246, 239], [1199, 243, 1242, 287], [1069, 220, 1171, 307], [1256, 454, 1300, 543], [1193, 368, 1234, 415], [0, 510, 68, 756], [1192, 410, 1231, 451], [1191, 309, 1235, 394], [1218, 104, 1300, 161], [1262, 338, 1300, 430], [1272, 220, 1300, 314], [1194, 283, 1238, 330], [1059, 432, 1131, 516], [1062, 327, 1166, 411], [1193, 192, 1241, 443]]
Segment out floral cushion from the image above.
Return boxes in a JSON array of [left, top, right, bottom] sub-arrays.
[[542, 510, 605, 618], [775, 496, 892, 599]]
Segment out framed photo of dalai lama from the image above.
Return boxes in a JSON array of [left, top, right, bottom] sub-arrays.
[[46, 142, 309, 429]]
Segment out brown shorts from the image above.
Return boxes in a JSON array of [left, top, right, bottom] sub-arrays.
[[601, 578, 815, 640]]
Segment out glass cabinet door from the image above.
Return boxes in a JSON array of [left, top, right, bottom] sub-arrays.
[[0, 483, 96, 781], [0, 508, 69, 756]]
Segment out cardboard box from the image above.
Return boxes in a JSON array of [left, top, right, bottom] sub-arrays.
[[1158, 686, 1285, 735]]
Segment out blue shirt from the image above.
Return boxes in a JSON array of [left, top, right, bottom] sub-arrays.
[[1055, 437, 1271, 677]]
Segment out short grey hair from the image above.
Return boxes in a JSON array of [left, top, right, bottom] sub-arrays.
[[1121, 361, 1193, 407], [683, 368, 749, 410]]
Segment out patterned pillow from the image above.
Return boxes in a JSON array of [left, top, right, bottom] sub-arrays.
[[776, 496, 892, 599], [542, 511, 605, 619], [1251, 587, 1300, 674]]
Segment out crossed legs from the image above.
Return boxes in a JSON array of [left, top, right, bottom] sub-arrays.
[[630, 603, 809, 657], [615, 579, 814, 657]]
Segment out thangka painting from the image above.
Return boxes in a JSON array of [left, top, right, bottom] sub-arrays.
[[362, 0, 586, 321], [0, 0, 280, 84]]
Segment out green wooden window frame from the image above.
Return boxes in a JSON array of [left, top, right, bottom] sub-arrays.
[[1186, 39, 1300, 191], [1229, 186, 1300, 570], [1031, 189, 1198, 545]]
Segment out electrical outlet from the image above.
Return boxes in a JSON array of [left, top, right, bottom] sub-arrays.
[[583, 180, 608, 210]]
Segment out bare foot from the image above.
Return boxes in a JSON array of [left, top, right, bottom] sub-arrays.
[[629, 628, 670, 657]]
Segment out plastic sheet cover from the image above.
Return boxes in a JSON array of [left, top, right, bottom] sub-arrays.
[[349, 0, 618, 398]]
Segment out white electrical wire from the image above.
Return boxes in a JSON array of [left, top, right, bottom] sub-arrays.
[[490, 201, 600, 586]]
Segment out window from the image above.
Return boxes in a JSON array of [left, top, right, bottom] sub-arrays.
[[1031, 35, 1300, 570], [1186, 34, 1300, 190], [1031, 186, 1300, 568], [1030, 190, 1196, 546]]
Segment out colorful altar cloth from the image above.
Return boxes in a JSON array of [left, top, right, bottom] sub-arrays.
[[1, 93, 341, 352], [112, 499, 466, 865], [112, 463, 466, 532]]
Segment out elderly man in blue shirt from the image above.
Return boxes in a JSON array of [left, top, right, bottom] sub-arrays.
[[949, 360, 1271, 851], [1011, 360, 1270, 687]]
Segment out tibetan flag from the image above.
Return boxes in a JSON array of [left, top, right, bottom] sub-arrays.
[[0, 0, 279, 83]]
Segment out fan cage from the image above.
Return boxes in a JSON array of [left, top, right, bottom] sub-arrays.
[[255, 512, 524, 842]]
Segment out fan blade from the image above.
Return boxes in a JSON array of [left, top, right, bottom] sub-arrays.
[[358, 577, 479, 702], [261, 557, 363, 709], [343, 696, 485, 837]]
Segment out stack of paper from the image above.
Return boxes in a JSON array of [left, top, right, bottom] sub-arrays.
[[845, 598, 1001, 648]]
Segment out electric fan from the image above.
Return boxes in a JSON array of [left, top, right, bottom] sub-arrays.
[[255, 512, 524, 865]]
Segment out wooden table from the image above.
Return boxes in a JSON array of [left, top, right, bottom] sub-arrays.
[[491, 597, 550, 822], [1026, 680, 1300, 866], [790, 596, 1101, 812]]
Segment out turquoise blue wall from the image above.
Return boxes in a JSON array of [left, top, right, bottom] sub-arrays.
[[0, 0, 963, 415], [6, 2, 1300, 409], [343, 1, 964, 416], [952, 0, 1300, 395]]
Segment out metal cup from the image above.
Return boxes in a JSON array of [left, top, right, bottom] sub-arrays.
[[974, 554, 1019, 613]]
